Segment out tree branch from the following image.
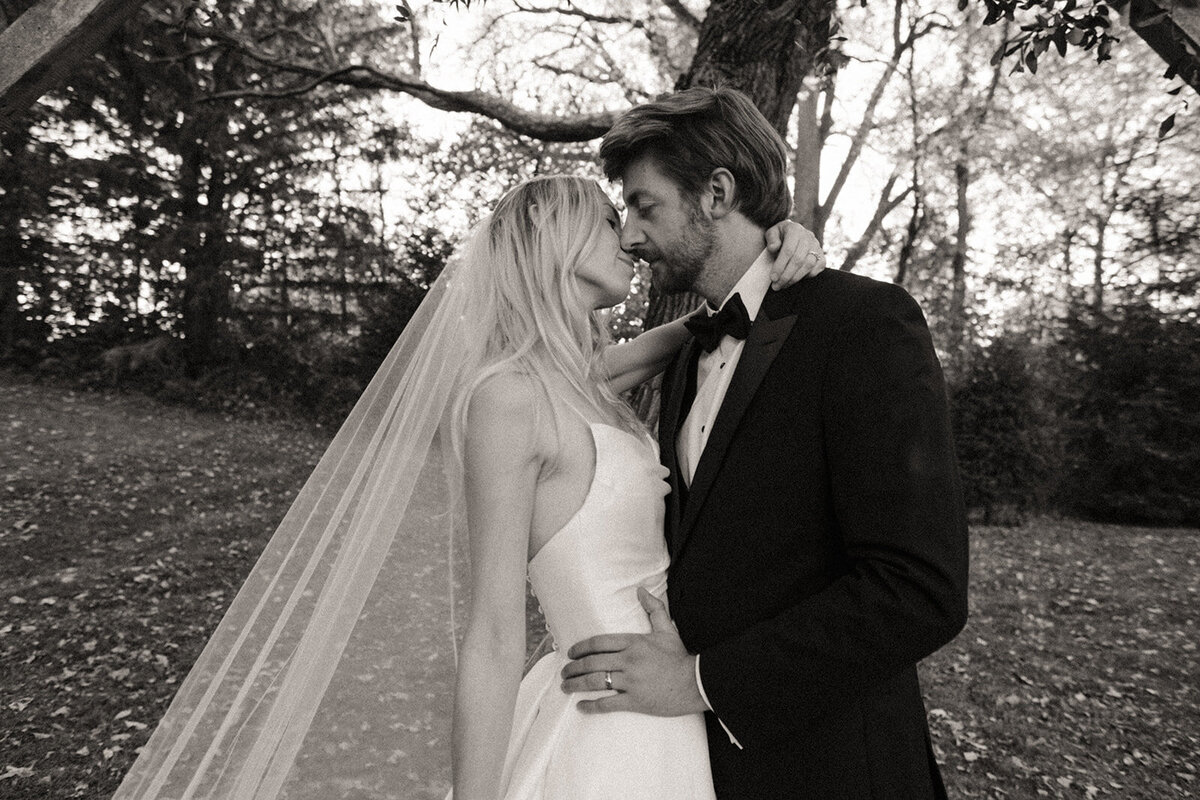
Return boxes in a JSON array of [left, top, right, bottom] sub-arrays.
[[217, 64, 615, 140], [188, 24, 617, 141], [815, 10, 924, 238], [840, 171, 911, 273], [513, 0, 640, 27], [511, 0, 683, 76], [662, 0, 702, 30]]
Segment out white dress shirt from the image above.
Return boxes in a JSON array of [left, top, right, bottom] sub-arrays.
[[677, 249, 774, 486], [679, 249, 774, 749]]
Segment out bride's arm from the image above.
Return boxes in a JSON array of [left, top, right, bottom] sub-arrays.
[[452, 375, 543, 800], [603, 219, 826, 394], [603, 315, 697, 395]]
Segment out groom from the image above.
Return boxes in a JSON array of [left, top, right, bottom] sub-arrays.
[[562, 87, 969, 799]]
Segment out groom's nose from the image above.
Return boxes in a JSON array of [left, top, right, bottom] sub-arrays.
[[620, 219, 644, 252]]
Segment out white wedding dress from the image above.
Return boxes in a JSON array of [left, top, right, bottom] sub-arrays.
[[469, 421, 716, 800]]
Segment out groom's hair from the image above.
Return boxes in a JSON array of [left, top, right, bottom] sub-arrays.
[[599, 87, 792, 229]]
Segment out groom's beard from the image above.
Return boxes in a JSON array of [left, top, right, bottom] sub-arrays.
[[647, 202, 716, 295]]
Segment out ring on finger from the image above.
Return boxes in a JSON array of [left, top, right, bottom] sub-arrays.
[[604, 671, 613, 691]]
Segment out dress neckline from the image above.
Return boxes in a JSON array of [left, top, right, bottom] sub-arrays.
[[528, 422, 658, 566]]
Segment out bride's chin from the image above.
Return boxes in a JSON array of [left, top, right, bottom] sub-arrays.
[[608, 288, 632, 308], [589, 287, 630, 311]]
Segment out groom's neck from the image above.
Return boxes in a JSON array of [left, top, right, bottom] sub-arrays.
[[693, 219, 767, 308]]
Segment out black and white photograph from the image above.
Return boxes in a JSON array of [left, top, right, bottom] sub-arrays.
[[1, 0, 1197, 797]]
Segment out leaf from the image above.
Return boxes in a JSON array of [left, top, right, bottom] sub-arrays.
[[0, 766, 34, 781], [1054, 28, 1068, 56], [1158, 113, 1176, 139], [1026, 50, 1040, 73]]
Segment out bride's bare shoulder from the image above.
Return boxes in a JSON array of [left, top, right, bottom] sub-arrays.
[[464, 371, 551, 458], [468, 370, 543, 417]]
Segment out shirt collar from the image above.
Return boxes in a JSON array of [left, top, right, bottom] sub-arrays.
[[710, 248, 773, 322]]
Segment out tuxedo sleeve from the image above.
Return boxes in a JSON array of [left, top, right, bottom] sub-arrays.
[[696, 282, 969, 749]]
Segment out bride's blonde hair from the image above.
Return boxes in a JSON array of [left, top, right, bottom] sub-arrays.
[[452, 175, 644, 449]]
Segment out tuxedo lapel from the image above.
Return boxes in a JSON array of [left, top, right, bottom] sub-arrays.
[[660, 337, 698, 554], [674, 293, 799, 562]]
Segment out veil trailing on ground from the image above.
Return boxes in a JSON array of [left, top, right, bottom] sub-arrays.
[[113, 233, 493, 800]]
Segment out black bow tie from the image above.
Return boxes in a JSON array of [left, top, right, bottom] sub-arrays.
[[684, 293, 752, 353]]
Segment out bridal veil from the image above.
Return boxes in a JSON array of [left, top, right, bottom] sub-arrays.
[[113, 228, 489, 800]]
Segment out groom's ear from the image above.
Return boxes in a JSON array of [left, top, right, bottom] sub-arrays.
[[706, 168, 739, 220]]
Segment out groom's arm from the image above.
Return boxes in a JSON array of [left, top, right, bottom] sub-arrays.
[[696, 282, 969, 749]]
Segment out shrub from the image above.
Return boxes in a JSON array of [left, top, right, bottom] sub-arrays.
[[1054, 301, 1200, 525], [949, 335, 1059, 524]]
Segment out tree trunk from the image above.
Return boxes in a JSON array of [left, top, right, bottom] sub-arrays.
[[178, 108, 231, 373], [792, 84, 821, 232], [1060, 227, 1075, 308], [679, 0, 831, 137], [0, 264, 17, 358], [948, 159, 970, 376], [0, 121, 30, 356], [894, 180, 922, 286]]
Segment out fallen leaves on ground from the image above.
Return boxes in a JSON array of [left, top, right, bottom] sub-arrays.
[[2, 371, 1197, 798]]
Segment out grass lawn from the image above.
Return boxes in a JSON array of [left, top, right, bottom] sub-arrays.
[[1, 371, 1196, 799]]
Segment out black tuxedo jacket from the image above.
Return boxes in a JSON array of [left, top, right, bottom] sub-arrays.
[[659, 269, 969, 800]]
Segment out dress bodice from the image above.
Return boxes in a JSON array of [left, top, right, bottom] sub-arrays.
[[495, 422, 716, 800], [527, 423, 671, 650]]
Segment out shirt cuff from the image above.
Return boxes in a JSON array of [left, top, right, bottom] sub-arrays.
[[694, 654, 743, 749]]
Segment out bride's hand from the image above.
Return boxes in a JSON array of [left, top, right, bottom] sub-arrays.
[[765, 219, 825, 291]]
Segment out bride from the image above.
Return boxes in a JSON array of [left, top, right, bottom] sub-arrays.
[[113, 175, 821, 800]]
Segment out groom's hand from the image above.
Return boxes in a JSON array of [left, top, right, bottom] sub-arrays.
[[560, 587, 707, 716]]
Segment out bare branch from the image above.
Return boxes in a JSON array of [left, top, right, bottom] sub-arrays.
[[840, 171, 912, 273], [817, 72, 835, 149], [140, 44, 224, 64], [512, 1, 640, 27], [202, 57, 616, 141], [532, 58, 609, 83], [662, 0, 701, 30], [512, 0, 684, 77], [815, 7, 932, 238], [581, 26, 657, 103]]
